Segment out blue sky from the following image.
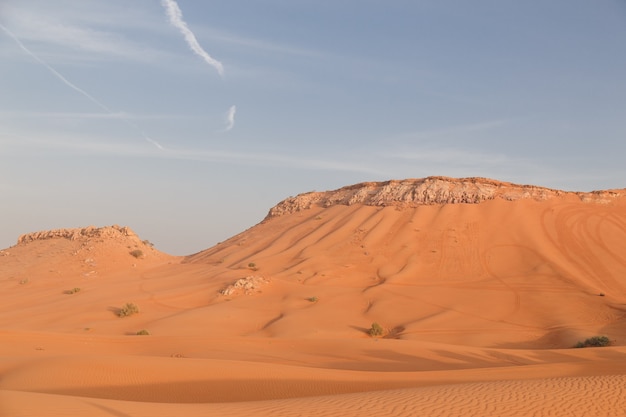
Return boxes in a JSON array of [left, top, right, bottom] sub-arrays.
[[1, 0, 625, 255]]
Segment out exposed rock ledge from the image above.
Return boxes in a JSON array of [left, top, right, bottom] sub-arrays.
[[219, 276, 270, 296], [266, 177, 624, 219], [18, 225, 138, 245]]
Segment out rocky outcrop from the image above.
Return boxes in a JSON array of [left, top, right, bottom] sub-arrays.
[[219, 276, 270, 296], [266, 177, 624, 219], [17, 225, 138, 245]]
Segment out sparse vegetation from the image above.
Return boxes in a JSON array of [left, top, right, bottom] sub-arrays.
[[142, 240, 154, 247], [118, 302, 140, 317], [136, 329, 150, 336], [129, 249, 144, 258], [248, 262, 258, 270], [574, 336, 611, 348], [65, 287, 81, 294], [306, 296, 319, 302], [369, 322, 385, 337]]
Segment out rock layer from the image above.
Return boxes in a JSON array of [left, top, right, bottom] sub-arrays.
[[17, 225, 138, 245], [266, 177, 623, 219]]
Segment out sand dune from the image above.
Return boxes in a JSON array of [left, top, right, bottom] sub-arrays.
[[2, 177, 626, 416]]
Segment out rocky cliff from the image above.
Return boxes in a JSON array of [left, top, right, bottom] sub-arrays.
[[266, 177, 624, 219]]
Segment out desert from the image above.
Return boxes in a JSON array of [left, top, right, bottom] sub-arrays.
[[2, 176, 626, 416]]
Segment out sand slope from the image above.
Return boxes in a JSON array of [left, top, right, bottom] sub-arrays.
[[2, 178, 626, 416]]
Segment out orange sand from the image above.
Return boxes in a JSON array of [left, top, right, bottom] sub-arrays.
[[2, 180, 626, 416]]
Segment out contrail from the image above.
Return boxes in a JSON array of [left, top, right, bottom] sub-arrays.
[[0, 23, 163, 150], [224, 105, 236, 131], [161, 0, 224, 76], [1, 23, 112, 113]]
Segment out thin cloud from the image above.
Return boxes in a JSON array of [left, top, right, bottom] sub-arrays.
[[395, 119, 510, 141], [1, 4, 166, 64], [203, 28, 324, 58], [0, 111, 192, 121], [0, 111, 129, 120], [161, 0, 224, 76], [0, 129, 384, 176], [0, 23, 163, 150], [224, 105, 236, 131]]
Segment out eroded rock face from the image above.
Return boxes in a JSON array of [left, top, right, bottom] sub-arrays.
[[266, 177, 624, 219], [219, 276, 270, 296], [17, 225, 137, 245]]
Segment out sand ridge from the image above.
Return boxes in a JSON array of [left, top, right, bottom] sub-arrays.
[[2, 177, 626, 416]]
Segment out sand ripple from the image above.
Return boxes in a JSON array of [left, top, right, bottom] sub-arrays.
[[2, 375, 626, 417]]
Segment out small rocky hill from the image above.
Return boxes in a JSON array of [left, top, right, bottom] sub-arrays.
[[2, 225, 175, 283]]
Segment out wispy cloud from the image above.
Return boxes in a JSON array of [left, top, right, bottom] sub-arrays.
[[161, 0, 224, 76], [201, 28, 324, 58], [0, 23, 163, 150], [395, 119, 510, 141], [0, 111, 190, 121], [224, 105, 237, 131], [0, 3, 166, 64], [0, 127, 385, 176]]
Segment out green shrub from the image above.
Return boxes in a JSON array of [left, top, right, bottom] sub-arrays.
[[369, 322, 384, 337], [129, 249, 143, 258], [118, 302, 139, 317], [136, 329, 150, 336], [574, 336, 611, 348]]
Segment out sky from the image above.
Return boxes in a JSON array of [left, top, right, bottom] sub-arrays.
[[1, 0, 625, 255]]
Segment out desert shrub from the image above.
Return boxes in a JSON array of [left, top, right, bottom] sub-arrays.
[[574, 336, 611, 348], [136, 329, 150, 336], [306, 296, 319, 302], [248, 262, 258, 270], [118, 302, 140, 317], [369, 322, 384, 337], [129, 249, 143, 258], [65, 287, 81, 294]]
